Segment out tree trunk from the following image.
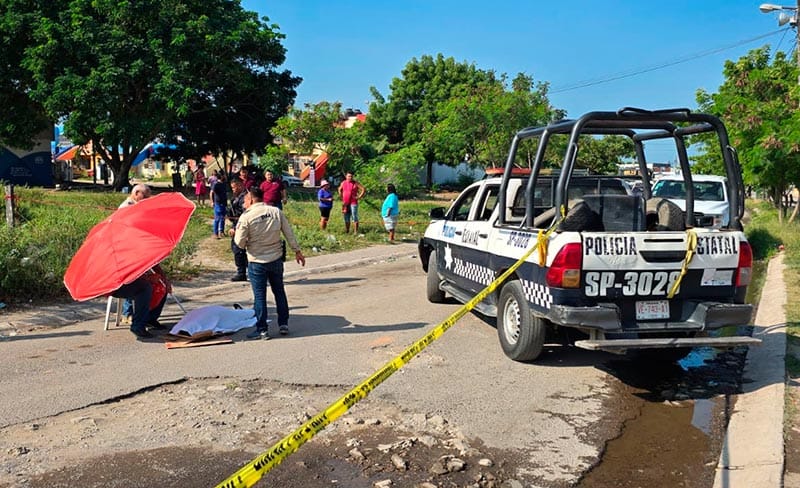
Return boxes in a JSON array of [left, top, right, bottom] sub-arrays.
[[425, 160, 433, 188], [113, 160, 132, 191]]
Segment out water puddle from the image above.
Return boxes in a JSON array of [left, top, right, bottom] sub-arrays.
[[579, 261, 764, 487], [578, 359, 734, 488]]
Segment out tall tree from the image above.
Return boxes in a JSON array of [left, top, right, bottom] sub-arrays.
[[575, 136, 635, 174], [0, 1, 59, 149], [426, 73, 563, 169], [696, 46, 800, 221], [273, 102, 385, 177], [367, 54, 497, 186], [5, 0, 299, 189]]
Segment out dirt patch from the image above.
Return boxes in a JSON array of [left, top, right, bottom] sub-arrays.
[[1, 378, 530, 487]]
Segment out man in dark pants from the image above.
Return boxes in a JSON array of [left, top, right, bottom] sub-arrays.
[[226, 177, 248, 281], [111, 274, 166, 340]]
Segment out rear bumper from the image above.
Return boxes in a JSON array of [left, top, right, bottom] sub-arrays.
[[547, 301, 753, 332], [575, 335, 760, 352]]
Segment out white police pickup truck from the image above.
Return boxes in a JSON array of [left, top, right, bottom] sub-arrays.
[[419, 108, 759, 362]]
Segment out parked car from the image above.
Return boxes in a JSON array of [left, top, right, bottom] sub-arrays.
[[282, 173, 303, 187], [651, 174, 729, 228]]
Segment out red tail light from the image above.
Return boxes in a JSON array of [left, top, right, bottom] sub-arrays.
[[546, 243, 582, 288], [736, 241, 752, 287]]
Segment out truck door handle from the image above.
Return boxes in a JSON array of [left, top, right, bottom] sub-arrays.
[[479, 233, 488, 238], [455, 231, 463, 235]]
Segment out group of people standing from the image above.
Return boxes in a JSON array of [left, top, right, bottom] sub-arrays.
[[316, 171, 399, 241]]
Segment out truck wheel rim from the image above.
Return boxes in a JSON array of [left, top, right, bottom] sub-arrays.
[[503, 297, 521, 345]]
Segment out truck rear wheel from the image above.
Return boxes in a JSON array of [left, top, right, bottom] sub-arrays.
[[426, 250, 446, 303], [498, 280, 545, 361]]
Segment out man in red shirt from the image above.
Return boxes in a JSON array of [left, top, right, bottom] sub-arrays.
[[239, 166, 256, 191], [337, 171, 366, 233], [259, 170, 287, 209]]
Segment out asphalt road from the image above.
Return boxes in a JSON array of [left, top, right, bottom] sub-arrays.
[[0, 245, 619, 484]]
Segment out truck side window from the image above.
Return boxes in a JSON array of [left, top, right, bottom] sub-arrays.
[[450, 187, 478, 221], [477, 186, 500, 221]]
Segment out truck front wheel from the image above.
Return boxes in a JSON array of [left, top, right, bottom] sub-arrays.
[[498, 280, 545, 361], [426, 250, 446, 303]]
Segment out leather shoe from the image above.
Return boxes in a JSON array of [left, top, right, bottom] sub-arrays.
[[147, 320, 165, 330], [131, 328, 153, 339], [230, 274, 247, 282]]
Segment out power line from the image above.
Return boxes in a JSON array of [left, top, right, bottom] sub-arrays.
[[550, 28, 790, 94], [773, 26, 791, 57]]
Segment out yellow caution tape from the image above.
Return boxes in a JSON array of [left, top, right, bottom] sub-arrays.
[[667, 229, 697, 299], [536, 205, 566, 266], [216, 239, 543, 488]]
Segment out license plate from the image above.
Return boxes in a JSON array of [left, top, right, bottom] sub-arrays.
[[636, 300, 670, 320]]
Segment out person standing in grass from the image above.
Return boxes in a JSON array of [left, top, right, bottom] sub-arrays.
[[381, 183, 400, 242], [317, 179, 333, 230], [194, 164, 208, 207], [337, 171, 366, 234], [211, 171, 228, 238]]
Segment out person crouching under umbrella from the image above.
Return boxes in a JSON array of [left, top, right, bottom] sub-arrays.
[[110, 265, 168, 340]]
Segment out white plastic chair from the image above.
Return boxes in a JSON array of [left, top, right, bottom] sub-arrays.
[[104, 294, 187, 330]]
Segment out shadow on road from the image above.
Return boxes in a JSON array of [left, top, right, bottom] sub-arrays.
[[3, 330, 93, 341], [288, 277, 363, 286]]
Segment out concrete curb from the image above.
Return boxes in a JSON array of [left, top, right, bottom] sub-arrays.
[[173, 243, 419, 299], [714, 253, 786, 487]]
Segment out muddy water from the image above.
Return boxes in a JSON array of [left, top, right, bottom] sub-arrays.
[[578, 261, 766, 487], [578, 353, 741, 487]]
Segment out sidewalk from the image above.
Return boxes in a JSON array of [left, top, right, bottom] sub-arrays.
[[714, 253, 787, 487]]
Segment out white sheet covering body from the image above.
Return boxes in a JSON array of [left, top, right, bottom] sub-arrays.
[[169, 305, 257, 336]]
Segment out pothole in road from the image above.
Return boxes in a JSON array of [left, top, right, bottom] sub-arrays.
[[18, 426, 529, 488]]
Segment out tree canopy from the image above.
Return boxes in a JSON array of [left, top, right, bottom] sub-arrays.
[[696, 46, 800, 220], [366, 54, 500, 186], [1, 0, 299, 189], [426, 73, 564, 169], [272, 101, 385, 177]]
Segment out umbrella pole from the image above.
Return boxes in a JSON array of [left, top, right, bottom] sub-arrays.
[[170, 293, 187, 313]]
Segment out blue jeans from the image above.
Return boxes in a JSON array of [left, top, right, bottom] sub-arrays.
[[248, 259, 289, 331], [213, 203, 227, 235], [122, 298, 133, 317]]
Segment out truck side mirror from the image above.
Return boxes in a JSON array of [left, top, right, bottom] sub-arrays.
[[430, 207, 446, 219]]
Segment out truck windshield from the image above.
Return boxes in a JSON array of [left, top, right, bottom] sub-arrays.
[[652, 180, 724, 201]]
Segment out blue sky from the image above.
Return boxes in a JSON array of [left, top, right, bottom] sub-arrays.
[[243, 1, 794, 160]]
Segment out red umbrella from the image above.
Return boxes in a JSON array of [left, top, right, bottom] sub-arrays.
[[64, 193, 195, 301]]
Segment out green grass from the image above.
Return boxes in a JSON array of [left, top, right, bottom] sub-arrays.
[[0, 185, 441, 304], [742, 200, 800, 377]]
